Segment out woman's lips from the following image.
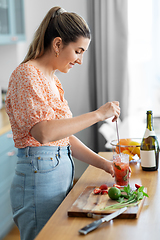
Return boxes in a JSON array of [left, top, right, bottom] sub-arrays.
[[69, 63, 74, 68]]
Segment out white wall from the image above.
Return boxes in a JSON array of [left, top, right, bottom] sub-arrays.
[[0, 0, 95, 179]]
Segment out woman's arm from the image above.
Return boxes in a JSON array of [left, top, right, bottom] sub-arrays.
[[30, 101, 120, 144], [69, 135, 114, 176]]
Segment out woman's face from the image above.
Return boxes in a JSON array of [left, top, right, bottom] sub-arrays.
[[55, 36, 90, 73]]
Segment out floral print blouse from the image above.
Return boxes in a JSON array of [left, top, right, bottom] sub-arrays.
[[5, 63, 72, 148]]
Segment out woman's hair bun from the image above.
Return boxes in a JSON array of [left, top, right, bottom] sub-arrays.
[[52, 8, 67, 18]]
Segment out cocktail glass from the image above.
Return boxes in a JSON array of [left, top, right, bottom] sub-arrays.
[[113, 153, 129, 186]]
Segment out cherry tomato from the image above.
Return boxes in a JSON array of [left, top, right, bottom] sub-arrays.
[[94, 188, 101, 194], [101, 190, 108, 195], [113, 184, 121, 189], [135, 183, 142, 189], [99, 184, 108, 190]]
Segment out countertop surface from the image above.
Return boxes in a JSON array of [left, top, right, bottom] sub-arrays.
[[35, 152, 160, 240], [0, 108, 11, 135]]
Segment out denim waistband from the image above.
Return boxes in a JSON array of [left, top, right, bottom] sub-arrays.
[[18, 145, 71, 158]]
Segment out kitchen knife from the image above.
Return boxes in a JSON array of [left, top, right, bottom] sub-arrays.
[[79, 207, 127, 235]]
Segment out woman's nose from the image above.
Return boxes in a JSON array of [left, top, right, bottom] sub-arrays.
[[76, 56, 83, 65]]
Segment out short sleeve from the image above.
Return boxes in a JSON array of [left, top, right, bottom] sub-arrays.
[[10, 65, 55, 134]]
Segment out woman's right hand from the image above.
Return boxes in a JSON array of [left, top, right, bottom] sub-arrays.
[[96, 101, 120, 122]]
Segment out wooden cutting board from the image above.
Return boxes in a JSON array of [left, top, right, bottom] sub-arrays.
[[68, 186, 147, 219]]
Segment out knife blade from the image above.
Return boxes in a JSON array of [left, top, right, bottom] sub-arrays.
[[87, 212, 108, 219], [79, 207, 127, 235]]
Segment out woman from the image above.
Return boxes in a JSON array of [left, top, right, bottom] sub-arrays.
[[5, 6, 120, 240]]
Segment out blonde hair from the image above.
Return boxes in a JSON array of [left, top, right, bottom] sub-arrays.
[[22, 6, 91, 63]]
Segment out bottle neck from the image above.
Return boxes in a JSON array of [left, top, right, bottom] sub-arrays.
[[146, 112, 153, 131]]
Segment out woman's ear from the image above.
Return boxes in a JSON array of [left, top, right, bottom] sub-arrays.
[[52, 37, 63, 53]]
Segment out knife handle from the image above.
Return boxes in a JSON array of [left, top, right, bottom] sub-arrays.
[[79, 219, 103, 235]]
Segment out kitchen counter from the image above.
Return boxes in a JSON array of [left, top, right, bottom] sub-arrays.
[[35, 152, 160, 240], [0, 108, 11, 135]]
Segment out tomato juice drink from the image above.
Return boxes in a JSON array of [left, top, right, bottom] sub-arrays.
[[113, 153, 129, 186]]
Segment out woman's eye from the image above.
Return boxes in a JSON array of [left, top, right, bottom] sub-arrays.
[[75, 51, 81, 54]]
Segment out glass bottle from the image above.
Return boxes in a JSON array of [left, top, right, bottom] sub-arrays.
[[140, 110, 159, 171]]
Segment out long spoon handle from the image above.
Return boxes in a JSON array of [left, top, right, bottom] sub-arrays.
[[116, 120, 121, 154]]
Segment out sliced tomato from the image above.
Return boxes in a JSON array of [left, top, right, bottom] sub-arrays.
[[113, 184, 121, 189], [94, 188, 101, 194], [101, 190, 108, 195], [135, 183, 142, 189], [99, 184, 108, 190]]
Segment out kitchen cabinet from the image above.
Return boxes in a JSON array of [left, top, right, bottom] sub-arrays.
[[0, 130, 17, 239], [0, 0, 25, 45]]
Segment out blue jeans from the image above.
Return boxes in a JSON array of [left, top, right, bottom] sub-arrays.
[[10, 146, 74, 240]]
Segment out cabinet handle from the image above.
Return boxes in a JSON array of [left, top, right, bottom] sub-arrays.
[[11, 36, 18, 41], [7, 133, 13, 138], [7, 151, 15, 156]]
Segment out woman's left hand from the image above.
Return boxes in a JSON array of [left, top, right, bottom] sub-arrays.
[[104, 161, 132, 178]]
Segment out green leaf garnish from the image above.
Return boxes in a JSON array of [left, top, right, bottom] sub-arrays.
[[114, 163, 121, 170], [123, 169, 129, 181], [102, 184, 149, 211]]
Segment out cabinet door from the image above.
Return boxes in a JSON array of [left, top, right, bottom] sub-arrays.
[[0, 0, 10, 43], [0, 146, 17, 183], [0, 131, 17, 239], [0, 0, 25, 44], [13, 0, 25, 35], [0, 0, 9, 34], [0, 180, 14, 239], [0, 131, 14, 155]]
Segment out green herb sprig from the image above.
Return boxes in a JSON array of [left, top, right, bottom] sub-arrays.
[[102, 184, 149, 210]]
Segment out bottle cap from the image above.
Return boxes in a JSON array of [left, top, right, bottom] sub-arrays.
[[147, 110, 152, 115]]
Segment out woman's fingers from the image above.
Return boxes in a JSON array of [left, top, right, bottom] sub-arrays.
[[97, 101, 120, 121]]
